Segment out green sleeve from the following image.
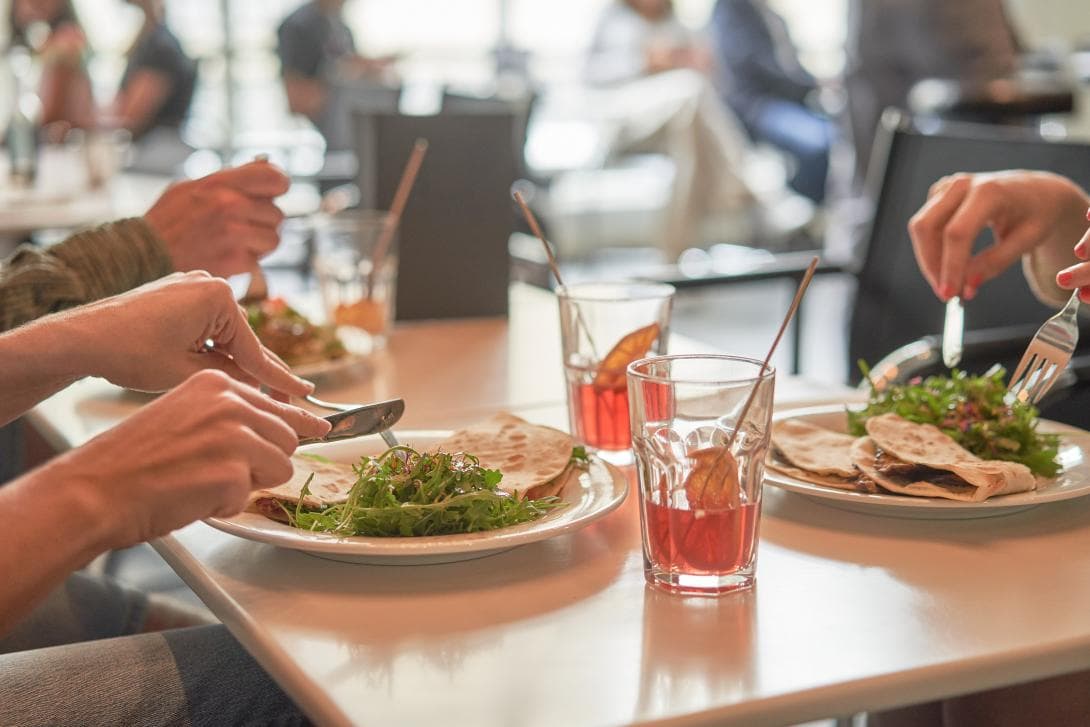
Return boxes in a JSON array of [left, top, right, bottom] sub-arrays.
[[0, 218, 174, 332]]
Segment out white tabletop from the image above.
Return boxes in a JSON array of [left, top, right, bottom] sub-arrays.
[[27, 284, 1090, 726]]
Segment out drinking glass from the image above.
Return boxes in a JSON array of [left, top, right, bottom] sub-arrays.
[[314, 210, 397, 354], [627, 355, 775, 595], [557, 282, 675, 465]]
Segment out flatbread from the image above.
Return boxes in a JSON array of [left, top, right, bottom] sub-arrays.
[[765, 457, 863, 490], [249, 455, 358, 521], [851, 436, 1036, 502], [771, 419, 859, 478], [864, 413, 980, 468], [432, 413, 574, 498]]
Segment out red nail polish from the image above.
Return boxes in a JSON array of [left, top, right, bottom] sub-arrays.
[[1077, 243, 1088, 260], [939, 283, 954, 300], [1058, 271, 1074, 286], [963, 286, 978, 301]]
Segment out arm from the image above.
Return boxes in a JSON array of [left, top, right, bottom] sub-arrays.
[[0, 218, 172, 333], [0, 369, 329, 635], [0, 271, 320, 425], [108, 69, 172, 136], [0, 160, 291, 332], [282, 72, 328, 120]]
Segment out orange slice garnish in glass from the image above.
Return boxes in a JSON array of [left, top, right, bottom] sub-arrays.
[[683, 446, 741, 510], [593, 322, 661, 389]]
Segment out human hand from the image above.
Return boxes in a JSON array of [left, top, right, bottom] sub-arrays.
[[52, 369, 330, 549], [1052, 208, 1090, 302], [907, 171, 1090, 301], [66, 271, 312, 396], [144, 160, 290, 278]]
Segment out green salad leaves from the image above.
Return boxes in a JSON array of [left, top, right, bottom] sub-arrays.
[[285, 446, 566, 537], [848, 364, 1060, 477]]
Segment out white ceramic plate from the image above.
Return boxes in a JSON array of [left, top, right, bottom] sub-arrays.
[[765, 405, 1090, 519], [205, 431, 629, 564]]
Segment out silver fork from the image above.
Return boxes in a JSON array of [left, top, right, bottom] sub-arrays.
[[1008, 290, 1081, 405], [305, 394, 401, 449]]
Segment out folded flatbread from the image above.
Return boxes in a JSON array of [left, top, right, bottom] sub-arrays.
[[251, 455, 358, 523], [249, 414, 577, 524], [432, 413, 576, 499], [767, 419, 873, 492], [851, 414, 1036, 502]]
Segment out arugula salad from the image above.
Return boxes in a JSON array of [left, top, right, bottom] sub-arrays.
[[284, 447, 567, 537], [848, 364, 1061, 477]]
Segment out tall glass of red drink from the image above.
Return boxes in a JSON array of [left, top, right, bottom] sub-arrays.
[[627, 355, 775, 595], [557, 282, 675, 465]]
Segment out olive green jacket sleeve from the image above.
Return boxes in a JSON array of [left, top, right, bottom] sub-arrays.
[[0, 218, 173, 332]]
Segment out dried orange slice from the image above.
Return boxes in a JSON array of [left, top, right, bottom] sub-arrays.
[[334, 299, 388, 334], [683, 446, 741, 510], [593, 322, 661, 389]]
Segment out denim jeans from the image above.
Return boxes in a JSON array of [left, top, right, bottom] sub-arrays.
[[0, 573, 308, 726], [748, 99, 835, 204]]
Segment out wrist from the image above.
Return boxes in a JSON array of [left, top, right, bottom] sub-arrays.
[[9, 453, 120, 564], [2, 312, 88, 388]]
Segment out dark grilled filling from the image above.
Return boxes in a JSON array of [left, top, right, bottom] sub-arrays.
[[872, 448, 970, 488]]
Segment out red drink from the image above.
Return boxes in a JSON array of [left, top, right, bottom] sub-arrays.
[[570, 380, 631, 450], [641, 498, 759, 589]]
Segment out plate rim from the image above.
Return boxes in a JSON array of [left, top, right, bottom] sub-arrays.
[[766, 404, 1090, 511], [205, 431, 629, 557]]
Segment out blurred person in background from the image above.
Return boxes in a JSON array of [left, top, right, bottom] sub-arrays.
[[103, 0, 196, 168], [710, 0, 835, 204], [277, 0, 397, 152], [844, 0, 1021, 186], [7, 0, 95, 137], [584, 0, 757, 261]]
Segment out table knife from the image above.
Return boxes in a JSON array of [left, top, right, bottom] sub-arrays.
[[942, 296, 964, 368], [300, 398, 405, 444]]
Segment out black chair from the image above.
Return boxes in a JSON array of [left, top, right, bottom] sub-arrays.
[[353, 104, 523, 321], [852, 111, 1090, 426]]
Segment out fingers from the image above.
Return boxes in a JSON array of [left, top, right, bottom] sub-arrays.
[[233, 428, 295, 488], [1057, 261, 1090, 289], [1074, 226, 1090, 260], [908, 176, 971, 297], [203, 301, 314, 398], [936, 184, 1007, 300], [961, 226, 1041, 300], [228, 383, 331, 441], [204, 160, 291, 198]]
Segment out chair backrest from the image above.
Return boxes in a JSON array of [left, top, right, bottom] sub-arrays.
[[353, 106, 521, 321], [848, 111, 1090, 381]]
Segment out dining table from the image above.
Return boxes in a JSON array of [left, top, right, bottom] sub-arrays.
[[26, 282, 1090, 727]]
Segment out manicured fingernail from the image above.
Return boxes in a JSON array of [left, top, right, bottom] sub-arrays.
[[1076, 242, 1088, 260], [1080, 287, 1090, 303], [963, 286, 978, 301], [1058, 270, 1074, 287], [939, 283, 955, 300]]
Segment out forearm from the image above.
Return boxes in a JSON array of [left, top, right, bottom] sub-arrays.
[[0, 307, 99, 424], [0, 218, 172, 332], [0, 456, 115, 637]]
